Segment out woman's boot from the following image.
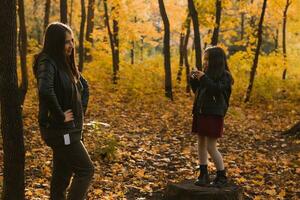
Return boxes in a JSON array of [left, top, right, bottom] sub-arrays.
[[194, 165, 210, 186], [212, 169, 227, 186]]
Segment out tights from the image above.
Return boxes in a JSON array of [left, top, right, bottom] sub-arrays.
[[197, 135, 224, 170]]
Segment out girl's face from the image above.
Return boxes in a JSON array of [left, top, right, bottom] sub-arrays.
[[203, 52, 209, 71], [65, 31, 74, 56]]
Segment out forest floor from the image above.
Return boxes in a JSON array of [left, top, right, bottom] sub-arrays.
[[17, 73, 300, 200]]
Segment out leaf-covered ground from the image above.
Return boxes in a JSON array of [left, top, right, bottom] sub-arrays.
[[0, 61, 298, 199], [17, 71, 299, 200]]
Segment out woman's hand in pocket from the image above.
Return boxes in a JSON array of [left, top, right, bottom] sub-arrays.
[[64, 109, 74, 122]]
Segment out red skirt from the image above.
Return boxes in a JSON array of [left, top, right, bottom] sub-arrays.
[[192, 114, 224, 138]]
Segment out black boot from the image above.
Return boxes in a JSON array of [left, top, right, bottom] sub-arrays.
[[194, 165, 210, 186], [212, 170, 227, 186]]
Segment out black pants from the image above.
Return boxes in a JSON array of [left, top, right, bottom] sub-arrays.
[[50, 141, 94, 200]]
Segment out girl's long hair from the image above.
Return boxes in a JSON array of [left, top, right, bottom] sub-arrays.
[[33, 22, 79, 82], [204, 46, 234, 84]]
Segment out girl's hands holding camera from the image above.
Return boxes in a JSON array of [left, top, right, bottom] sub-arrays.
[[191, 69, 205, 80]]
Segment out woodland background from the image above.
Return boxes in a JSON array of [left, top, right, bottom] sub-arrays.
[[0, 0, 300, 199]]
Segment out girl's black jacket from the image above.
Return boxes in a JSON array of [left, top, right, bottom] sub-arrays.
[[35, 53, 89, 146], [190, 71, 232, 117]]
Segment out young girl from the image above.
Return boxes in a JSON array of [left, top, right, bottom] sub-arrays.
[[190, 46, 233, 186], [33, 22, 94, 199]]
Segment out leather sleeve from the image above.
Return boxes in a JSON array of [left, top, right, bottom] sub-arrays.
[[79, 75, 89, 114], [190, 74, 201, 93], [37, 61, 65, 122], [199, 73, 232, 95]]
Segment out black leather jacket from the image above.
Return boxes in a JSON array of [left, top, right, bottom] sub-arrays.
[[190, 71, 232, 117], [35, 53, 89, 145]]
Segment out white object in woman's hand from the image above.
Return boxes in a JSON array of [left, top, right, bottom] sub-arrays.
[[193, 70, 205, 80], [191, 68, 198, 79], [64, 109, 74, 122]]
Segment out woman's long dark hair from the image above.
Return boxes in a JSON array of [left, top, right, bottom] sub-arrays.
[[33, 22, 79, 82], [204, 46, 234, 84]]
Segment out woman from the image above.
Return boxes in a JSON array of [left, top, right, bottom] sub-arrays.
[[33, 22, 94, 200], [190, 46, 233, 186]]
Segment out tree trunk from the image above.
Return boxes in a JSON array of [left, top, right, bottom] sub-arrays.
[[177, 33, 184, 83], [0, 0, 25, 199], [190, 41, 194, 68], [130, 16, 137, 65], [274, 28, 279, 51], [60, 0, 68, 23], [177, 14, 189, 83], [283, 122, 300, 138], [244, 0, 267, 103], [179, 33, 185, 67], [131, 41, 135, 65], [85, 0, 95, 61], [79, 0, 86, 72], [140, 36, 144, 62], [104, 0, 118, 83], [211, 0, 222, 46], [240, 12, 245, 40], [282, 0, 291, 80], [86, 0, 95, 43], [183, 17, 191, 94], [113, 18, 120, 72], [69, 0, 74, 26], [17, 0, 28, 106], [44, 0, 51, 32], [33, 0, 42, 43], [177, 32, 185, 83], [158, 0, 173, 100], [188, 0, 202, 70]]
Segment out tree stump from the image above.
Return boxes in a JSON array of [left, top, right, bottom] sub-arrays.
[[165, 179, 244, 200], [283, 121, 300, 138]]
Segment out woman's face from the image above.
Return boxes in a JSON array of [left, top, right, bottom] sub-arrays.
[[65, 31, 74, 56], [203, 52, 209, 71]]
